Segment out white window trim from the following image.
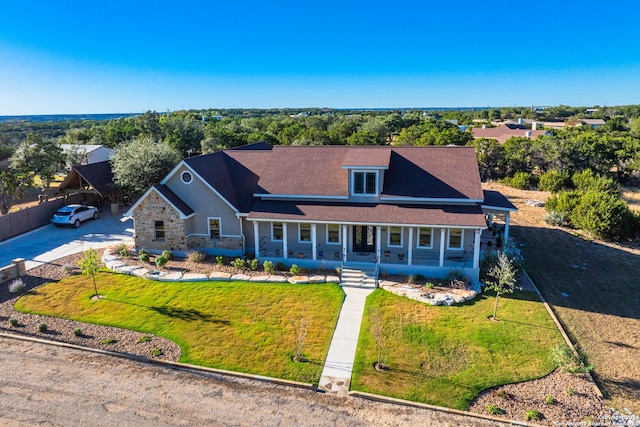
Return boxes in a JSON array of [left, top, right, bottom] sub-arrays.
[[387, 226, 403, 248], [447, 228, 464, 250], [298, 223, 311, 243], [351, 170, 378, 196], [208, 217, 221, 239], [271, 222, 283, 242], [326, 224, 341, 245], [180, 171, 193, 184], [416, 227, 434, 249]]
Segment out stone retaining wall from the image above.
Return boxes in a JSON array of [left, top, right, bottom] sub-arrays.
[[0, 259, 26, 284]]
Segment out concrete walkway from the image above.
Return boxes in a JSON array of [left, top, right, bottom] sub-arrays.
[[318, 284, 375, 395]]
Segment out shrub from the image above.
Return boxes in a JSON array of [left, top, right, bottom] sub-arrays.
[[151, 347, 164, 357], [8, 318, 18, 327], [550, 343, 594, 373], [8, 278, 26, 294], [116, 242, 129, 257], [215, 256, 225, 266], [545, 190, 581, 216], [486, 404, 503, 415], [155, 255, 169, 268], [544, 210, 567, 226], [62, 264, 75, 274], [231, 258, 246, 269], [566, 386, 576, 396], [73, 328, 83, 337], [137, 335, 151, 343], [538, 169, 570, 192], [187, 250, 206, 263], [161, 250, 173, 260], [524, 409, 541, 421], [139, 252, 150, 262], [289, 264, 301, 275], [572, 169, 620, 195], [496, 390, 509, 400], [102, 338, 117, 345], [249, 258, 259, 271], [37, 323, 48, 333], [571, 190, 638, 241], [424, 282, 434, 289], [263, 260, 275, 274], [502, 171, 533, 190], [138, 248, 149, 257], [544, 395, 556, 405]]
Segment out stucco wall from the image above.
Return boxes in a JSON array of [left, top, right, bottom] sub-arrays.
[[133, 192, 186, 251]]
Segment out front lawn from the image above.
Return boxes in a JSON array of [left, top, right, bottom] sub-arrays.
[[15, 272, 344, 383], [351, 289, 562, 410]]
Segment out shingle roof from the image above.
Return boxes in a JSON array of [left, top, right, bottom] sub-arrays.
[[472, 126, 547, 144], [482, 190, 517, 211], [248, 200, 486, 227], [153, 184, 195, 217], [57, 160, 114, 197], [342, 147, 391, 168]]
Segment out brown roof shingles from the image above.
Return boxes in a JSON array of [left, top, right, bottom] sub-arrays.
[[342, 147, 391, 168]]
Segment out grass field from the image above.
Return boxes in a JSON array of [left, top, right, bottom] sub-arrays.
[[15, 272, 344, 383], [487, 182, 640, 413], [351, 289, 562, 410]]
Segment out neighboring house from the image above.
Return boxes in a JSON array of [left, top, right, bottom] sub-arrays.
[[472, 124, 549, 145], [60, 144, 115, 167], [577, 119, 605, 129], [126, 142, 516, 281]]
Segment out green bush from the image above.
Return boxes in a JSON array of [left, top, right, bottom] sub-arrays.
[[116, 242, 129, 257], [102, 338, 117, 345], [155, 255, 169, 267], [572, 169, 620, 195], [137, 335, 151, 343], [139, 252, 150, 262], [231, 258, 246, 269], [486, 404, 503, 415], [525, 409, 541, 421], [502, 171, 534, 190], [550, 343, 593, 373], [545, 190, 581, 216], [424, 282, 434, 289], [289, 264, 301, 275], [543, 210, 567, 226], [538, 169, 570, 192], [73, 328, 83, 337], [216, 256, 225, 266], [263, 260, 275, 274], [161, 250, 173, 260], [151, 347, 164, 357], [8, 318, 18, 327], [37, 323, 48, 333], [187, 250, 206, 263], [249, 259, 259, 271], [545, 395, 556, 405], [566, 386, 575, 396], [571, 190, 638, 241]]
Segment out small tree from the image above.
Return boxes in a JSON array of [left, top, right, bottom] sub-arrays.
[[371, 308, 389, 370], [291, 313, 309, 362], [485, 251, 518, 320], [78, 248, 103, 298]]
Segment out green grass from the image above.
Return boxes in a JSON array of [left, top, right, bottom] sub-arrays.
[[15, 272, 344, 383], [351, 289, 562, 410]]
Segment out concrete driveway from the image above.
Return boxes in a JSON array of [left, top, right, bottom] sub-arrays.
[[0, 210, 133, 269]]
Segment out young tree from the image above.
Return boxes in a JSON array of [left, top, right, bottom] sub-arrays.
[[291, 313, 309, 362], [78, 248, 103, 298], [110, 137, 181, 197], [485, 251, 518, 321]]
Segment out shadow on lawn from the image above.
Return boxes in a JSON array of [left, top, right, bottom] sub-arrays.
[[511, 225, 640, 320], [149, 306, 230, 324]]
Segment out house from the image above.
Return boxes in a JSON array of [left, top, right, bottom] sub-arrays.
[[60, 144, 115, 167], [126, 142, 516, 281], [577, 118, 605, 129], [472, 124, 549, 145]]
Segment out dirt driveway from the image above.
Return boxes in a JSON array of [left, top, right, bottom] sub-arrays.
[[0, 336, 509, 427]]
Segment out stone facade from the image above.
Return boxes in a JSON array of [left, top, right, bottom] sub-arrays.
[[133, 192, 187, 251], [0, 258, 26, 283], [187, 235, 243, 252]]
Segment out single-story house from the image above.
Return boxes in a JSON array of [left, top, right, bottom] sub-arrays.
[[472, 124, 549, 145], [60, 144, 115, 168], [126, 142, 516, 281]]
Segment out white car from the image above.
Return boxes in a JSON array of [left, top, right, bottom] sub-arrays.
[[51, 204, 99, 228]]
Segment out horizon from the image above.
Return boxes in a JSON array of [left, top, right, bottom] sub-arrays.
[[1, 1, 639, 115]]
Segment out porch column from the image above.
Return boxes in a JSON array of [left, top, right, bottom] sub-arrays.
[[376, 226, 381, 262], [439, 228, 446, 267], [311, 223, 317, 260], [473, 228, 481, 269], [504, 212, 510, 243], [407, 227, 413, 266], [283, 223, 288, 259], [342, 225, 348, 263], [253, 221, 260, 258]]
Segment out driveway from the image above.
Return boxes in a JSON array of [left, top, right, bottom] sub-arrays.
[[0, 210, 133, 269], [0, 336, 509, 427]]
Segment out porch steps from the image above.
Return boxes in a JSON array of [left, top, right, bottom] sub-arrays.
[[340, 265, 377, 289]]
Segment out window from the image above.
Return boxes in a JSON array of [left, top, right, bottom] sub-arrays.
[[299, 223, 311, 242], [448, 229, 463, 250], [417, 227, 433, 248], [353, 171, 377, 195], [388, 226, 403, 247], [272, 222, 283, 241], [181, 171, 193, 184], [327, 224, 340, 244], [209, 218, 220, 238], [154, 221, 165, 241]]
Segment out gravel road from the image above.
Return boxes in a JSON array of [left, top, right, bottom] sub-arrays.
[[0, 336, 511, 427]]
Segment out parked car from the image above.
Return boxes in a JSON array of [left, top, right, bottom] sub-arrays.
[[51, 204, 99, 228]]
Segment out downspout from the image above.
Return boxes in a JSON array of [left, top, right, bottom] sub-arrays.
[[239, 215, 246, 256]]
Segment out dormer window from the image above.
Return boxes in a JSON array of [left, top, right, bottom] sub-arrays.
[[352, 171, 377, 196]]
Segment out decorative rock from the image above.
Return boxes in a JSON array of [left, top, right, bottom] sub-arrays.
[[158, 272, 183, 281], [102, 255, 120, 262], [115, 265, 142, 275], [105, 261, 126, 270], [209, 271, 232, 280], [230, 273, 251, 281], [308, 275, 326, 283], [131, 268, 150, 278], [325, 275, 340, 283], [250, 275, 271, 282], [267, 275, 288, 283], [182, 273, 209, 281], [287, 275, 309, 284]]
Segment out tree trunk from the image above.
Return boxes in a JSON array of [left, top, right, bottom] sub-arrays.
[[493, 294, 500, 320]]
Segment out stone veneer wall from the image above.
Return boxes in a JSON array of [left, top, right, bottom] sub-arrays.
[[134, 192, 187, 251], [187, 235, 243, 252], [0, 258, 26, 283]]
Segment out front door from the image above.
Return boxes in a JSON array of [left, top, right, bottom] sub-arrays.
[[353, 225, 376, 253]]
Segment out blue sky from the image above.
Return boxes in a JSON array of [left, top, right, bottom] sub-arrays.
[[1, 0, 639, 114]]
